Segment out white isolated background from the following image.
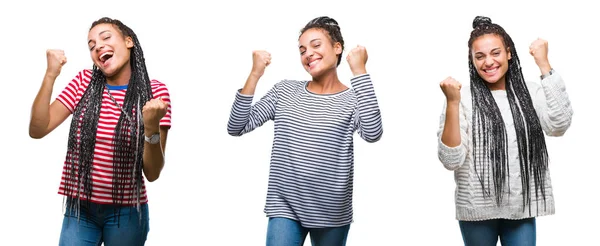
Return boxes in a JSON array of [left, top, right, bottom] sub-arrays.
[[0, 0, 597, 245]]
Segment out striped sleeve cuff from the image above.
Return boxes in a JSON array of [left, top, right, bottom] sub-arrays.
[[236, 89, 255, 102]]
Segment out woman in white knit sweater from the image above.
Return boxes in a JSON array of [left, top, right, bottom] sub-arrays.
[[437, 16, 573, 246]]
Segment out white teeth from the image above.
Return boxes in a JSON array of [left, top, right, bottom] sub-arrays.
[[309, 59, 319, 67], [485, 68, 498, 73], [100, 52, 114, 61]]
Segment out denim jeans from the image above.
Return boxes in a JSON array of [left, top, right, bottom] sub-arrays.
[[459, 218, 536, 246], [266, 217, 350, 246], [58, 200, 149, 246]]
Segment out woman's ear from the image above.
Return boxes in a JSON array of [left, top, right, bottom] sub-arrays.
[[126, 36, 134, 49]]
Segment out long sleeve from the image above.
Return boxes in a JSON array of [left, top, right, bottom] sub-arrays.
[[227, 84, 278, 136], [352, 74, 383, 143], [529, 71, 573, 136], [437, 100, 470, 171]]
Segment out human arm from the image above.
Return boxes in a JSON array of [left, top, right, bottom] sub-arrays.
[[437, 77, 469, 170], [227, 50, 278, 136], [29, 49, 73, 139], [528, 38, 573, 136]]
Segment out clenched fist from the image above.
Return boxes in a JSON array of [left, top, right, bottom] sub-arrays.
[[143, 97, 169, 131], [346, 45, 368, 76], [440, 77, 462, 103], [250, 50, 271, 78], [46, 49, 67, 78], [529, 38, 551, 73]]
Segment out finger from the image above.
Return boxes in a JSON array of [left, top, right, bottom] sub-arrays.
[[146, 100, 155, 107], [153, 100, 164, 109], [159, 97, 169, 106], [160, 97, 171, 107]]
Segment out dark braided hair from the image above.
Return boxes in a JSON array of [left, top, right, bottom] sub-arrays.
[[63, 17, 153, 224], [468, 16, 549, 215], [300, 16, 345, 66]]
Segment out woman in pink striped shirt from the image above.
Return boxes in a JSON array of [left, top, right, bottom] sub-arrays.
[[29, 17, 172, 245]]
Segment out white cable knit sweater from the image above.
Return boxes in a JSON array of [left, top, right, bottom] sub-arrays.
[[437, 71, 573, 221]]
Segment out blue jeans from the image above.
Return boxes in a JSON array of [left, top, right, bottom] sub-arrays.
[[58, 200, 149, 246], [459, 218, 536, 246], [266, 217, 350, 246]]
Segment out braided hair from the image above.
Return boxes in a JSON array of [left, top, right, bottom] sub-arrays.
[[300, 16, 345, 66], [468, 16, 549, 215], [63, 17, 153, 224]]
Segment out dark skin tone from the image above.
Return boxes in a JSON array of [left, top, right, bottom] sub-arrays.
[[29, 23, 169, 182]]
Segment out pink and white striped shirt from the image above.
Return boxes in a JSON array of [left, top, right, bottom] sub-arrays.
[[56, 69, 172, 205]]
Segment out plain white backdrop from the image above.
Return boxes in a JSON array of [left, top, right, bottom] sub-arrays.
[[1, 0, 597, 245]]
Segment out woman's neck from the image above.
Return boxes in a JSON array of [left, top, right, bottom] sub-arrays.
[[106, 64, 132, 86], [307, 69, 347, 94]]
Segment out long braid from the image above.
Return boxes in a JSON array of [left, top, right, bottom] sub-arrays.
[[63, 68, 105, 216], [469, 61, 510, 204], [63, 17, 153, 225], [111, 21, 153, 224], [468, 16, 549, 214]]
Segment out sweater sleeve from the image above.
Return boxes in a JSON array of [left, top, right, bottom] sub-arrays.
[[437, 100, 470, 171], [528, 70, 573, 136], [351, 74, 383, 143], [227, 83, 278, 136]]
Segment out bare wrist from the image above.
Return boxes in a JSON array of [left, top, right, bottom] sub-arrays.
[[446, 99, 460, 106], [248, 71, 263, 80], [351, 67, 367, 76], [537, 62, 552, 75], [44, 71, 59, 81], [144, 125, 159, 135]]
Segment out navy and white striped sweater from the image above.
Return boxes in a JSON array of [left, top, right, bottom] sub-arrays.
[[228, 74, 382, 228]]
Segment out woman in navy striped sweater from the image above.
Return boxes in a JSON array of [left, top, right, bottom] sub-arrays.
[[227, 16, 383, 246]]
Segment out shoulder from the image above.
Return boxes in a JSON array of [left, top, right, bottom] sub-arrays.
[[150, 79, 170, 96], [270, 79, 306, 95], [73, 69, 94, 84], [68, 69, 94, 90], [459, 83, 473, 110], [150, 79, 168, 88], [275, 79, 305, 88], [525, 80, 542, 95], [80, 69, 93, 81]]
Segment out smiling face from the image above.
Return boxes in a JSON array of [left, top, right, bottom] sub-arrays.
[[471, 33, 512, 89], [298, 28, 342, 78], [87, 23, 133, 78]]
